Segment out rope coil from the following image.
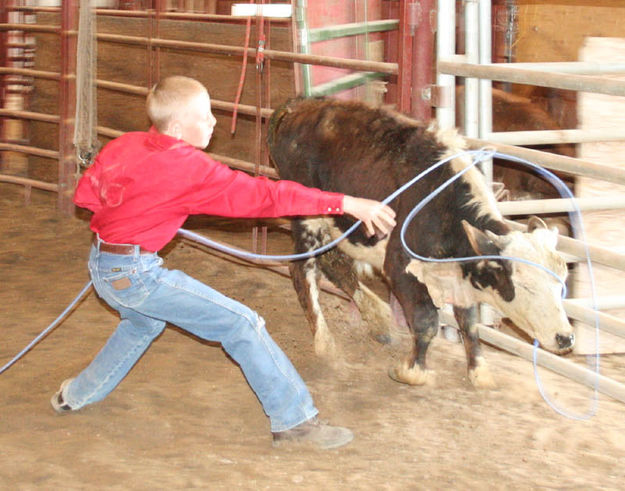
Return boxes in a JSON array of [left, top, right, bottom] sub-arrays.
[[74, 0, 100, 167]]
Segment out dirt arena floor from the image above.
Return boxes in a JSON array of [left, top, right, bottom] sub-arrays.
[[2, 183, 625, 490]]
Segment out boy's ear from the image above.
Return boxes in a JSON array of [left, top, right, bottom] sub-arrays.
[[166, 119, 182, 140]]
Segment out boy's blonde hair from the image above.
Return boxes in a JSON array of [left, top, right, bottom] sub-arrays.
[[146, 76, 207, 132]]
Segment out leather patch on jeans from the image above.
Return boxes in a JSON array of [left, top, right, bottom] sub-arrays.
[[111, 277, 132, 290]]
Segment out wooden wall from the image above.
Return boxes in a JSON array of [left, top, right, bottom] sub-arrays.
[[510, 0, 625, 129]]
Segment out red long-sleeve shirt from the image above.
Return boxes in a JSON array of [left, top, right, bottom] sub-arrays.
[[74, 128, 344, 251]]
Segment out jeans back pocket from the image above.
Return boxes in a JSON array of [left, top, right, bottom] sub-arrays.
[[98, 267, 151, 308]]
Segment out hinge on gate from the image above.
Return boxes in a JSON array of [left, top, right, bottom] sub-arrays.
[[423, 85, 453, 108]]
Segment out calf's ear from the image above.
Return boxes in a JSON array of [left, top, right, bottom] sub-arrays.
[[462, 220, 499, 256], [527, 215, 548, 232], [527, 215, 559, 249]]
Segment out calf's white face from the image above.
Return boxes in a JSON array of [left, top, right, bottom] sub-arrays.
[[470, 222, 574, 353]]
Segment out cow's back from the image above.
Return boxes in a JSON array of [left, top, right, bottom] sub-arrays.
[[268, 98, 445, 204]]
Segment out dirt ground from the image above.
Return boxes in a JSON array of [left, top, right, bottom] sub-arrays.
[[2, 183, 625, 490]]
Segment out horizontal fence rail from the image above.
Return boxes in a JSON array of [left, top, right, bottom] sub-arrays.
[[10, 6, 291, 23], [489, 128, 625, 146], [497, 195, 625, 216], [503, 61, 625, 74], [439, 57, 625, 98], [563, 302, 625, 340], [0, 23, 60, 33], [0, 66, 60, 80], [466, 138, 625, 186], [95, 33, 399, 74], [0, 173, 58, 192], [476, 322, 625, 404], [437, 305, 625, 404], [506, 219, 625, 273], [0, 22, 399, 75], [308, 19, 399, 43], [0, 142, 59, 159]]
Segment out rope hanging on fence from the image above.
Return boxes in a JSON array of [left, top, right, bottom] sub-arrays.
[[231, 1, 267, 135], [74, 0, 100, 167], [231, 16, 253, 135]]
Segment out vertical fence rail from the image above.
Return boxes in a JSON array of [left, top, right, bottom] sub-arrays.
[[0, 1, 7, 170], [147, 0, 164, 89], [410, 0, 434, 121], [58, 0, 78, 215], [463, 0, 478, 138], [477, 0, 492, 181], [435, 0, 454, 129], [396, 0, 413, 113]]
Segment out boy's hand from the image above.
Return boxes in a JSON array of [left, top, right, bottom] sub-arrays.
[[342, 196, 397, 238]]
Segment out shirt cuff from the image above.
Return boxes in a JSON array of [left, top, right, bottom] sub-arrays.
[[321, 192, 344, 215]]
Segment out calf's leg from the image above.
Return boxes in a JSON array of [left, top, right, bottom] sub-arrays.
[[289, 219, 337, 356], [387, 270, 439, 386], [316, 248, 394, 344], [453, 305, 496, 388], [288, 259, 335, 356]]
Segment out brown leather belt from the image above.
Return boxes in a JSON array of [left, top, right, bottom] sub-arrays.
[[93, 236, 153, 255]]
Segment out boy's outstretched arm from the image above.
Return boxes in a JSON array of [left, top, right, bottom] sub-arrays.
[[342, 196, 397, 238]]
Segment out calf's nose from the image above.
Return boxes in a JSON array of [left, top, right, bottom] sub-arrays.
[[556, 332, 575, 350]]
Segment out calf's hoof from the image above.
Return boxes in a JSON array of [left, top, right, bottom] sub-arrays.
[[468, 359, 497, 389], [370, 324, 407, 346], [313, 328, 337, 358], [372, 331, 393, 345], [388, 361, 435, 386]]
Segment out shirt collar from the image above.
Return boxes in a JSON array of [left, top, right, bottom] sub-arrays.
[[146, 126, 191, 151]]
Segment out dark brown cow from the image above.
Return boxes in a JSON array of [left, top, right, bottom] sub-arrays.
[[268, 97, 574, 388]]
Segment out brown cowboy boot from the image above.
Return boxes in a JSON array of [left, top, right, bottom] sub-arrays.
[[272, 417, 354, 449]]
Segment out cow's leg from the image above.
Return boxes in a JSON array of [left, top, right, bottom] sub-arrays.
[[316, 250, 394, 344], [289, 219, 337, 356], [453, 305, 496, 389], [386, 270, 438, 386], [288, 259, 335, 356]]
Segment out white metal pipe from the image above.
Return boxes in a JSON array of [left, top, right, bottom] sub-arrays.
[[439, 309, 625, 404], [439, 60, 625, 98], [568, 296, 625, 311], [295, 0, 312, 96], [463, 0, 479, 139], [489, 128, 625, 146], [508, 62, 625, 75], [558, 234, 625, 271], [436, 0, 455, 130], [476, 323, 625, 404], [505, 219, 625, 272], [475, 0, 493, 325], [563, 301, 625, 340], [466, 138, 625, 186], [497, 195, 625, 216], [477, 0, 492, 182]]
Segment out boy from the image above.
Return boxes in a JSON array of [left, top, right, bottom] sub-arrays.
[[51, 76, 396, 449]]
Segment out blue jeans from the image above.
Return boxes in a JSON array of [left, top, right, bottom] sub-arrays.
[[63, 241, 318, 432]]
